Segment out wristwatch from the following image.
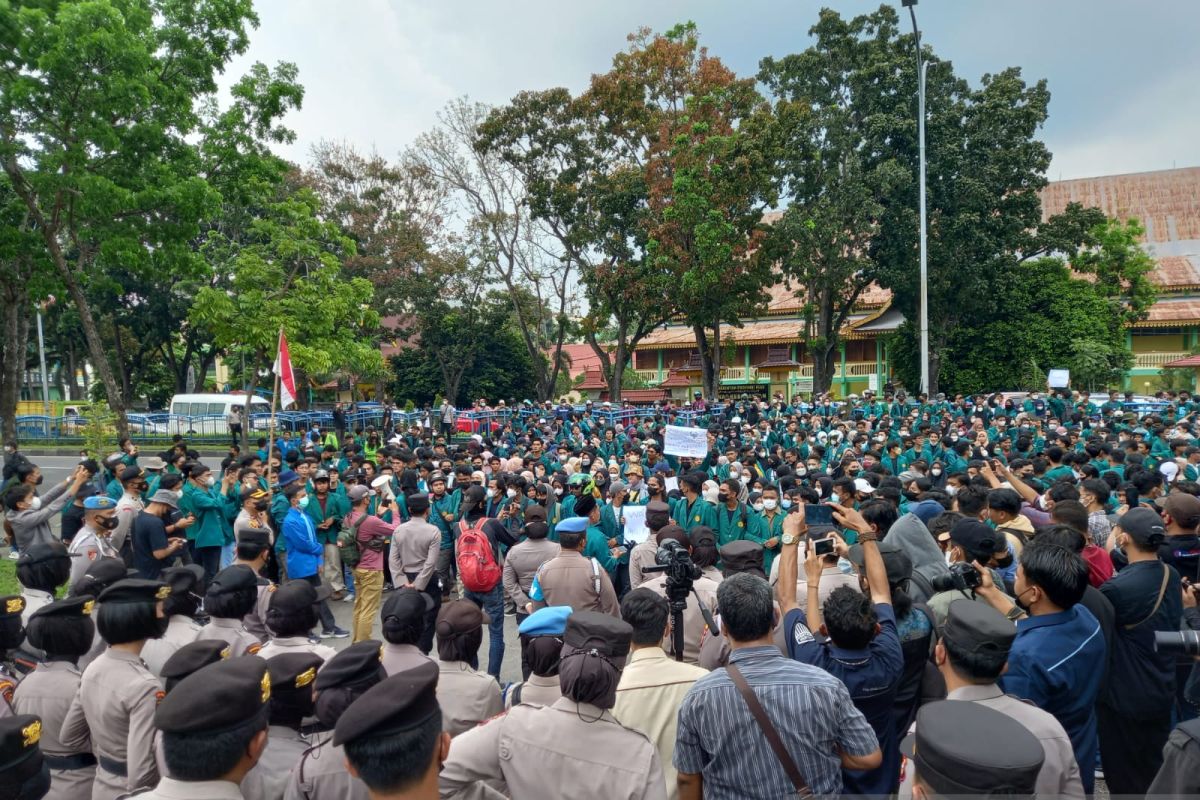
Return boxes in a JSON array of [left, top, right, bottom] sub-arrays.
[[781, 532, 800, 546]]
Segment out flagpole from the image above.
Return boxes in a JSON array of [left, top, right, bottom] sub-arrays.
[[267, 331, 281, 487]]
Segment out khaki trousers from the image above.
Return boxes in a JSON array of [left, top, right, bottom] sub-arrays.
[[351, 568, 383, 642]]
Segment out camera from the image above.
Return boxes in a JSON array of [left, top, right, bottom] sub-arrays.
[[930, 562, 982, 594], [1155, 630, 1200, 657], [645, 539, 701, 596]]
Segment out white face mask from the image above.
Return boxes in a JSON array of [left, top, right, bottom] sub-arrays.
[[829, 493, 840, 505], [505, 488, 518, 498], [796, 467, 807, 477], [554, 487, 563, 497], [946, 485, 959, 497], [931, 468, 943, 477], [763, 498, 778, 511], [205, 475, 216, 488], [28, 496, 41, 511], [752, 502, 764, 512]]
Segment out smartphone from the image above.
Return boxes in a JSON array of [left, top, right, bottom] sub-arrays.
[[804, 504, 834, 526], [813, 536, 835, 557]]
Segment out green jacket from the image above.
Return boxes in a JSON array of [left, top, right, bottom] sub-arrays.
[[671, 496, 717, 533], [305, 491, 349, 545], [179, 482, 234, 548]]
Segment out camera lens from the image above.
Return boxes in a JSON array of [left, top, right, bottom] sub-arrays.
[[1154, 630, 1200, 657]]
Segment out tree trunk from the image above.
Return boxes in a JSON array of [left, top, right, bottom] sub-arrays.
[[698, 323, 722, 400], [61, 271, 129, 438], [812, 342, 837, 397], [0, 279, 30, 442], [65, 344, 80, 400]]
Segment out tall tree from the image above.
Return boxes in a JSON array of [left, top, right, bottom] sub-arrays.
[[0, 0, 264, 436], [588, 23, 777, 399], [0, 178, 48, 439], [478, 88, 673, 401], [407, 98, 574, 403]]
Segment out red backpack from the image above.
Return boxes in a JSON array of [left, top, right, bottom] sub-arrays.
[[456, 518, 502, 592]]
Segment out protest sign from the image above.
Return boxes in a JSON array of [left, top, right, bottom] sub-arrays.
[[622, 505, 649, 544], [664, 424, 708, 458]]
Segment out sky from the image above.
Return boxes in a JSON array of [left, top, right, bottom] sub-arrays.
[[221, 0, 1200, 182]]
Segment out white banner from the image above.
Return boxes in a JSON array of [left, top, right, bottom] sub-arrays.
[[1047, 369, 1070, 388], [663, 424, 708, 458], [621, 505, 649, 544]]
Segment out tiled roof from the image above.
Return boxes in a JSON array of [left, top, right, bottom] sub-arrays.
[[1041, 167, 1200, 245], [636, 316, 870, 350], [1162, 354, 1200, 368], [577, 368, 607, 390], [559, 344, 605, 376], [658, 370, 693, 388], [1134, 297, 1200, 327], [763, 280, 891, 315], [1150, 256, 1200, 289]]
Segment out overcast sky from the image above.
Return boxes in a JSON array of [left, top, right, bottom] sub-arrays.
[[222, 0, 1200, 182]]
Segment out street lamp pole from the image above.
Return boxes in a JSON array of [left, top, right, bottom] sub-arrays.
[[903, 0, 930, 394]]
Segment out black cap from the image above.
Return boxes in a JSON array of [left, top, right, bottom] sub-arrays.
[[0, 714, 48, 790], [332, 661, 440, 747], [208, 565, 258, 596], [1118, 506, 1168, 547], [382, 590, 433, 624], [435, 600, 490, 637], [901, 700, 1044, 796], [524, 504, 546, 522], [156, 656, 271, 734], [161, 640, 232, 689], [266, 652, 324, 708], [406, 494, 430, 514], [119, 466, 142, 483], [269, 579, 332, 615], [563, 611, 632, 662], [98, 579, 169, 605], [72, 558, 135, 597], [688, 525, 716, 549], [237, 528, 271, 549], [28, 596, 94, 623], [949, 519, 1001, 559], [573, 494, 597, 518], [940, 599, 1016, 657], [160, 564, 205, 597], [460, 485, 486, 511], [313, 640, 385, 691], [720, 540, 766, 579], [17, 543, 68, 567]]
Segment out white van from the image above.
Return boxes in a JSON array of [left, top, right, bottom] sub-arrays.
[[166, 393, 271, 435]]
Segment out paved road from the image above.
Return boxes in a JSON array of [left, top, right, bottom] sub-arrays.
[[32, 454, 525, 684]]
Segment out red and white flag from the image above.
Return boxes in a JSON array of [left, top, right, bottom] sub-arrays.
[[273, 330, 297, 410]]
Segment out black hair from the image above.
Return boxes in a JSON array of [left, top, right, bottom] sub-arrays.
[[382, 609, 424, 647], [236, 540, 269, 562], [265, 604, 318, 639], [943, 627, 1008, 682], [97, 599, 167, 645], [522, 634, 563, 677], [1049, 500, 1088, 536], [1020, 541, 1088, 610], [822, 585, 878, 650], [26, 611, 94, 662], [955, 485, 989, 516], [2, 484, 33, 512], [1080, 478, 1111, 505], [204, 585, 258, 620], [1033, 524, 1086, 554], [716, 573, 774, 642], [343, 711, 441, 794], [986, 488, 1022, 516], [859, 499, 898, 535], [436, 626, 481, 663], [163, 589, 201, 620], [161, 710, 268, 781], [558, 530, 585, 550], [620, 589, 669, 647], [16, 554, 71, 595]]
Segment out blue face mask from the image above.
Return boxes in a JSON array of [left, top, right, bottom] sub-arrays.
[[297, 495, 310, 510], [780, 499, 793, 510]]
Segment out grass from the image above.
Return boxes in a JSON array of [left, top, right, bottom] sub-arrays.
[[0, 559, 17, 597]]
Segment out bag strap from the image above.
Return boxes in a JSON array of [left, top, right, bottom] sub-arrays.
[[725, 663, 813, 799], [589, 557, 601, 596], [1124, 562, 1171, 630]]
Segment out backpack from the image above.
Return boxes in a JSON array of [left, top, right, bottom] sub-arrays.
[[337, 512, 368, 569], [456, 518, 502, 592]]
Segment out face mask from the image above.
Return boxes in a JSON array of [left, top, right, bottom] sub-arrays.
[[581, 460, 591, 467], [946, 485, 959, 497], [796, 467, 807, 477], [97, 515, 119, 530], [781, 499, 793, 509], [829, 493, 840, 505], [506, 488, 518, 498], [752, 502, 764, 512], [763, 498, 778, 511], [931, 468, 943, 477], [34, 475, 43, 486], [297, 495, 310, 509], [205, 475, 216, 487], [253, 500, 270, 512], [718, 493, 730, 504], [994, 553, 1014, 569], [25, 495, 41, 512], [554, 487, 564, 497]]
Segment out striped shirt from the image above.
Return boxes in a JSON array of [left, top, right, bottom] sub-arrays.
[[674, 645, 879, 799]]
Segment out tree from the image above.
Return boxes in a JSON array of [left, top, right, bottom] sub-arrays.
[[0, 0, 267, 437], [593, 23, 777, 399], [0, 178, 49, 439], [759, 12, 909, 395], [190, 188, 383, 445], [407, 98, 574, 403]]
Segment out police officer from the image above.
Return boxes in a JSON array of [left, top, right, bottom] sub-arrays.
[[11, 597, 95, 800], [142, 656, 271, 800], [257, 580, 338, 662], [232, 528, 274, 642], [140, 564, 205, 675], [60, 579, 168, 800], [67, 496, 119, 590], [285, 641, 387, 800], [242, 652, 324, 800], [0, 596, 28, 715], [380, 590, 436, 676], [68, 558, 133, 672], [528, 517, 618, 616], [196, 565, 264, 656], [334, 662, 447, 800], [439, 612, 665, 800], [159, 639, 230, 693], [901, 700, 1045, 800], [0, 713, 51, 800], [387, 492, 440, 650], [506, 606, 570, 708]]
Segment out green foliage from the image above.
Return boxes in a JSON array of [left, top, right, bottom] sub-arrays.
[[403, 398, 416, 413], [79, 401, 116, 459], [1068, 339, 1131, 392]]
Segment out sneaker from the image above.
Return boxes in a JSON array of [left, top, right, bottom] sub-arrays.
[[340, 593, 356, 603], [307, 634, 322, 645], [330, 590, 347, 601], [6, 551, 16, 561], [321, 627, 350, 639]]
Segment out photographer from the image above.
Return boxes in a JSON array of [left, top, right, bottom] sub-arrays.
[[926, 519, 1015, 623], [777, 503, 903, 797], [641, 527, 720, 664]]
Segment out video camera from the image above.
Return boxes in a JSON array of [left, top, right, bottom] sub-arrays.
[[644, 539, 701, 598], [930, 562, 982, 594], [1155, 630, 1200, 657]]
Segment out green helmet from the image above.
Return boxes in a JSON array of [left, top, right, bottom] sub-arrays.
[[566, 473, 589, 487]]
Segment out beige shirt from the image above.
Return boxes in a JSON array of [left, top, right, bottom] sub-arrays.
[[613, 647, 709, 800], [502, 539, 560, 608], [437, 660, 502, 737], [60, 647, 163, 800], [110, 492, 144, 555], [504, 673, 562, 709], [532, 550, 619, 616], [256, 636, 337, 664], [141, 616, 205, 676], [13, 661, 94, 800], [439, 697, 665, 800], [284, 738, 367, 800], [898, 684, 1084, 800], [242, 725, 312, 800], [195, 617, 263, 657], [67, 527, 118, 590], [389, 517, 440, 590], [640, 574, 720, 664], [381, 642, 434, 676], [134, 777, 243, 800], [629, 540, 659, 588]]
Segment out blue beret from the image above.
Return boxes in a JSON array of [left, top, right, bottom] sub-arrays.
[[83, 496, 116, 510], [518, 605, 572, 636], [555, 516, 589, 534], [276, 470, 299, 487]]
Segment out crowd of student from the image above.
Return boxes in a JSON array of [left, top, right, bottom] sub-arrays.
[[0, 385, 1195, 798]]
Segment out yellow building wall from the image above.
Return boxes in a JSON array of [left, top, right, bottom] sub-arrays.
[[1131, 333, 1185, 353]]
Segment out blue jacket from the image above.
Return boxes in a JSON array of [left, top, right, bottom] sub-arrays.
[[282, 506, 323, 579]]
